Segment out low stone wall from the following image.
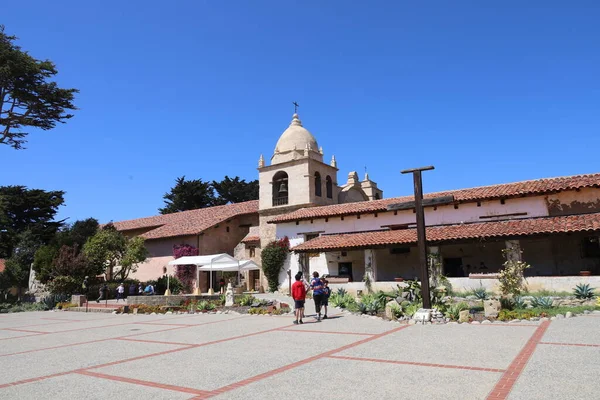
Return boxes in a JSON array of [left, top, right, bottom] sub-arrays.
[[329, 276, 600, 295], [449, 276, 600, 293], [127, 295, 221, 306]]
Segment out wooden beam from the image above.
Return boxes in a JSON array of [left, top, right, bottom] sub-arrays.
[[386, 195, 455, 211]]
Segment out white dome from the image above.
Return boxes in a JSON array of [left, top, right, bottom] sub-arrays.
[[274, 114, 318, 154]]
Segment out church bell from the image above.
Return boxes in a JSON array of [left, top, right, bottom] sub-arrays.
[[279, 182, 288, 193]]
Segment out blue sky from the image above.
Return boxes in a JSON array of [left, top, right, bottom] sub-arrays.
[[2, 1, 599, 224]]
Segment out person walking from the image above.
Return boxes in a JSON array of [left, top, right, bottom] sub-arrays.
[[310, 271, 325, 321], [128, 283, 136, 297], [96, 283, 108, 303], [138, 283, 144, 295], [291, 273, 306, 325], [116, 283, 125, 302], [321, 278, 331, 319]]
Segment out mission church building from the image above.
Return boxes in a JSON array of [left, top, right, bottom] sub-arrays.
[[111, 112, 600, 294]]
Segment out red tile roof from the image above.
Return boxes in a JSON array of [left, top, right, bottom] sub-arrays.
[[292, 212, 600, 252], [270, 173, 600, 223], [0, 259, 5, 273], [241, 226, 260, 243], [111, 200, 259, 240]]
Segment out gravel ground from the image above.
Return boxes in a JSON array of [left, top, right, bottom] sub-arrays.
[[0, 304, 598, 400]]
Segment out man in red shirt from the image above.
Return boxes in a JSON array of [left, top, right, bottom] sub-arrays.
[[291, 272, 307, 325]]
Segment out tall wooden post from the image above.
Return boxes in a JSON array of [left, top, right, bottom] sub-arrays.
[[401, 166, 434, 309]]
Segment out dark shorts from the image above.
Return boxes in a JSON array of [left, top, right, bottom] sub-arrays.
[[294, 300, 305, 309], [322, 299, 329, 306]]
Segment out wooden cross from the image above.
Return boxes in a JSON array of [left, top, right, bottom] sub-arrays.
[[292, 101, 299, 113]]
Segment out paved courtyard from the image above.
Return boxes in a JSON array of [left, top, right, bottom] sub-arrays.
[[0, 305, 599, 400]]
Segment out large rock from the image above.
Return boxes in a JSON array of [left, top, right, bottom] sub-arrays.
[[484, 299, 501, 318], [458, 309, 470, 323], [385, 300, 400, 320]]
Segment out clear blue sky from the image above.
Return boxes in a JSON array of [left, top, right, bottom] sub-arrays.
[[2, 1, 599, 224]]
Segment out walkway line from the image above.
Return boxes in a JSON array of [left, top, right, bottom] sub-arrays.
[[328, 355, 506, 373], [115, 337, 194, 346], [485, 320, 551, 400], [202, 325, 411, 399], [0, 316, 246, 358], [0, 324, 284, 389], [75, 370, 212, 396], [279, 328, 374, 336], [539, 341, 600, 348]]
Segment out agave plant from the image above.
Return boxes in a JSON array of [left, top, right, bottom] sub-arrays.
[[444, 302, 469, 321], [530, 296, 554, 309], [573, 283, 595, 300], [472, 287, 489, 301], [513, 296, 526, 309], [336, 287, 347, 297]]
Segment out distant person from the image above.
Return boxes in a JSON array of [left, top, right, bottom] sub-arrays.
[[321, 278, 331, 319], [116, 283, 125, 302], [138, 283, 144, 295], [310, 271, 325, 322], [81, 276, 89, 296], [128, 283, 136, 296], [96, 283, 108, 303], [291, 273, 306, 325], [298, 271, 310, 319], [144, 283, 154, 295]]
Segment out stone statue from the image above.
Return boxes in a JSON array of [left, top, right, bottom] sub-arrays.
[[225, 282, 234, 307]]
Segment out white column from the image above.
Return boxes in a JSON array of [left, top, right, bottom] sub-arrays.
[[364, 249, 377, 281]]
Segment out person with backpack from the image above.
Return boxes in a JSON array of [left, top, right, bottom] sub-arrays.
[[310, 271, 324, 322], [291, 273, 307, 325]]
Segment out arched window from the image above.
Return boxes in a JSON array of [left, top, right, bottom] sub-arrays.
[[272, 171, 289, 206], [326, 176, 333, 199], [314, 172, 322, 197]]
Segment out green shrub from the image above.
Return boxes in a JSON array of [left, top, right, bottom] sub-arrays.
[[445, 302, 469, 321], [260, 237, 289, 292], [356, 293, 384, 315], [329, 293, 356, 309], [388, 302, 403, 319], [336, 287, 347, 297], [404, 302, 422, 318], [47, 276, 80, 296], [471, 286, 489, 301], [573, 283, 595, 300], [238, 294, 256, 306], [197, 300, 216, 312], [154, 275, 184, 295], [498, 250, 531, 296]]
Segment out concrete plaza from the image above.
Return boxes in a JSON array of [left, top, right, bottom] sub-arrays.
[[0, 304, 598, 400]]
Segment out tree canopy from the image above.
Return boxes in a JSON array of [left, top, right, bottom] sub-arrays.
[[212, 176, 259, 205], [83, 223, 148, 281], [32, 218, 99, 283], [0, 185, 65, 259], [159, 175, 259, 214], [0, 26, 78, 149]]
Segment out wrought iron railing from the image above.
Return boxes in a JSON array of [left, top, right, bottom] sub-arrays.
[[273, 196, 288, 206]]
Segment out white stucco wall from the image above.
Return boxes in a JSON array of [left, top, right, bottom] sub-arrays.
[[276, 196, 550, 240]]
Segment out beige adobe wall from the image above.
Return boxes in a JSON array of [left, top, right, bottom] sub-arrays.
[[307, 160, 339, 207], [145, 235, 198, 257], [197, 214, 257, 255], [259, 162, 311, 210], [546, 188, 600, 216]]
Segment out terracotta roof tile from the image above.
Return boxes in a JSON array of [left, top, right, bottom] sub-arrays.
[[292, 212, 600, 252], [270, 173, 600, 223], [111, 200, 258, 240], [241, 226, 260, 243]]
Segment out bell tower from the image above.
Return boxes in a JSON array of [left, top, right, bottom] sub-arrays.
[[257, 112, 340, 246]]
